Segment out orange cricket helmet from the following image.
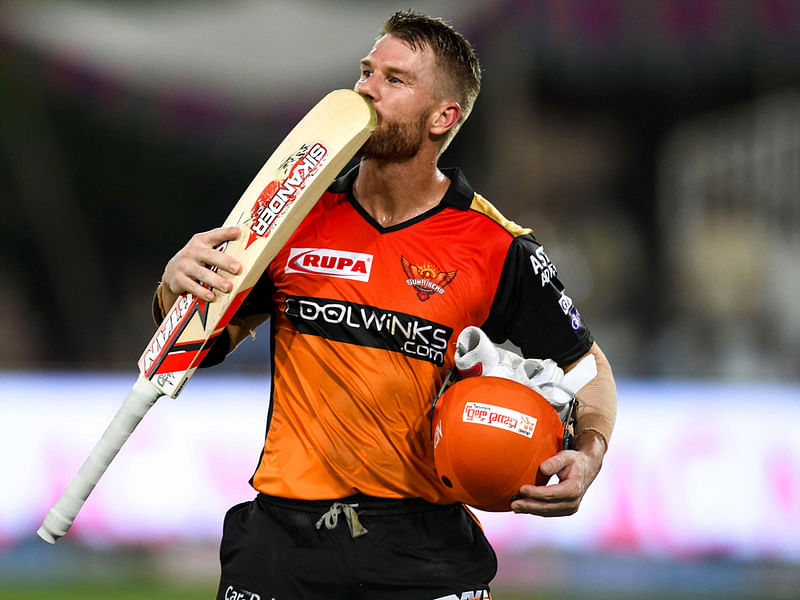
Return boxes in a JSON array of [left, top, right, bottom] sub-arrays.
[[432, 375, 565, 512]]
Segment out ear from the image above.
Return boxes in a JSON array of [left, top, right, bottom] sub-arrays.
[[429, 101, 462, 136]]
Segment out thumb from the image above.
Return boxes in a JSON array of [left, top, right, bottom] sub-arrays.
[[539, 452, 568, 477]]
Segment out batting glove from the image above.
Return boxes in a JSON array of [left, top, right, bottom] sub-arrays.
[[454, 326, 595, 422]]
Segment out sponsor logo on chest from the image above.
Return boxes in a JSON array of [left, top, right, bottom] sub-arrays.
[[283, 295, 452, 365], [285, 248, 373, 282]]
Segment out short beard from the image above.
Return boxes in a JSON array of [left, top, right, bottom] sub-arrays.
[[358, 111, 429, 161]]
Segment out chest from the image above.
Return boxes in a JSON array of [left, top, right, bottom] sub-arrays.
[[267, 195, 508, 329]]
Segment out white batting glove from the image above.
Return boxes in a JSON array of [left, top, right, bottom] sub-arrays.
[[454, 326, 596, 422], [519, 357, 573, 420], [455, 326, 525, 380]]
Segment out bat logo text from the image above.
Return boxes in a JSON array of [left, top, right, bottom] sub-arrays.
[[249, 143, 328, 244], [140, 293, 194, 373]]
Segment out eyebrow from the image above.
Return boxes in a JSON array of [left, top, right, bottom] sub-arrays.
[[360, 58, 415, 81]]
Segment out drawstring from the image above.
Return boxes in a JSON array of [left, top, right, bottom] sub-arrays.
[[315, 502, 368, 539]]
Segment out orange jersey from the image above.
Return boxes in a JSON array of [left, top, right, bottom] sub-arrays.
[[212, 167, 592, 503]]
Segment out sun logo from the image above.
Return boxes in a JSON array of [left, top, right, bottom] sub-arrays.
[[401, 256, 458, 302]]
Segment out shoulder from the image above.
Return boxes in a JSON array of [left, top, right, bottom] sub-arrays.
[[440, 167, 532, 240], [467, 193, 532, 238]]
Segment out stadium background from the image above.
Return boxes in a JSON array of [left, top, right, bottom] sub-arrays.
[[1, 1, 799, 598]]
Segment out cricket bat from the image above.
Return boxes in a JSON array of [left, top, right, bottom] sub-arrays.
[[37, 89, 376, 544]]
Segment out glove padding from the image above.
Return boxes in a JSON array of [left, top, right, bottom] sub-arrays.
[[454, 326, 596, 422]]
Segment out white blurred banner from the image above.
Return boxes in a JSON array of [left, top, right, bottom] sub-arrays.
[[1, 373, 799, 561]]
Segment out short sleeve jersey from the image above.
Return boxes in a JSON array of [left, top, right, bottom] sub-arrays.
[[220, 166, 593, 503]]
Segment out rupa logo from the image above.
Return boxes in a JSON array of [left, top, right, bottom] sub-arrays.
[[433, 590, 492, 600], [285, 248, 373, 282], [462, 401, 537, 439]]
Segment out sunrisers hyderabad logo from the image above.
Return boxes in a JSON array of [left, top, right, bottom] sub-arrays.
[[401, 256, 457, 301]]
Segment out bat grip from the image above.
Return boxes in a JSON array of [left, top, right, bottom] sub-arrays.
[[36, 374, 162, 544]]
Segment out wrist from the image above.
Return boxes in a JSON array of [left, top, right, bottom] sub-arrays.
[[574, 429, 607, 459]]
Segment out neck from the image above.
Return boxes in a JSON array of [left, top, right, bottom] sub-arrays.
[[353, 152, 450, 227]]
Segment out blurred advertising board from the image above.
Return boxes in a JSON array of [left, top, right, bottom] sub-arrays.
[[1, 373, 798, 561]]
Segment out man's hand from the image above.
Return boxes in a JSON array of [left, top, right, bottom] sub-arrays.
[[510, 430, 606, 516], [160, 227, 242, 309]]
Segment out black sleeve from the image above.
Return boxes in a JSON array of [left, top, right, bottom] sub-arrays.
[[199, 273, 276, 368], [233, 272, 278, 320], [481, 233, 593, 367], [199, 328, 232, 368]]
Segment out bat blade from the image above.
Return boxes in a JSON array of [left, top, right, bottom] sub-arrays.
[[139, 89, 376, 397], [37, 89, 376, 544]]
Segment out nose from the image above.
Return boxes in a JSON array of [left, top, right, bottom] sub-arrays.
[[354, 74, 378, 103]]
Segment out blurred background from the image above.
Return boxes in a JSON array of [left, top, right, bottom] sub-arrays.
[[1, 0, 799, 598]]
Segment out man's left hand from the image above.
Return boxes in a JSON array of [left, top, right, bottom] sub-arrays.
[[510, 430, 606, 517]]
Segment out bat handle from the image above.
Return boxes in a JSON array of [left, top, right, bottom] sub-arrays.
[[37, 374, 162, 544]]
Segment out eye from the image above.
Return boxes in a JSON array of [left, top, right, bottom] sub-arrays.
[[360, 69, 372, 80], [388, 76, 403, 84]]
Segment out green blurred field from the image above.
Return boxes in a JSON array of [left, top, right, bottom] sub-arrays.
[[0, 580, 212, 600], [0, 582, 547, 600], [0, 579, 792, 600], [0, 580, 666, 600], [0, 583, 757, 600], [0, 586, 578, 600], [3, 542, 797, 600]]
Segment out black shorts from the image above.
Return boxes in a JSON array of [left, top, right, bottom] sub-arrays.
[[217, 493, 497, 600]]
